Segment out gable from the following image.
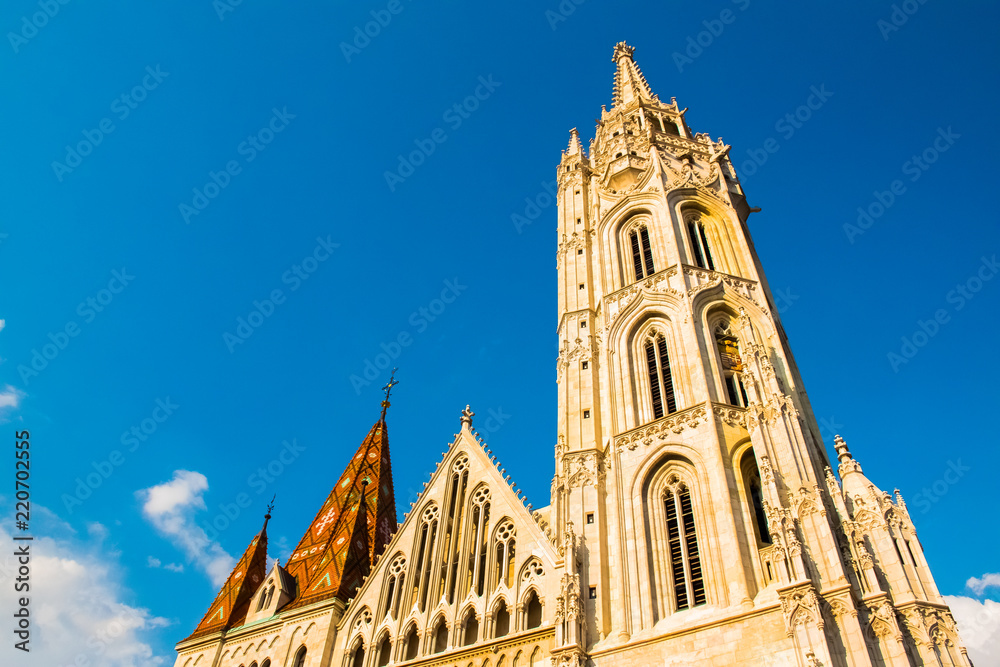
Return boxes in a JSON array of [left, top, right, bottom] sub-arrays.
[[336, 417, 560, 652]]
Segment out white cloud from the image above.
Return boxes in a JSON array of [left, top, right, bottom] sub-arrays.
[[147, 556, 184, 573], [0, 384, 25, 422], [0, 319, 5, 332], [147, 556, 162, 568], [944, 595, 1000, 666], [163, 562, 184, 573], [967, 573, 1000, 596], [137, 470, 235, 586], [0, 511, 169, 667]]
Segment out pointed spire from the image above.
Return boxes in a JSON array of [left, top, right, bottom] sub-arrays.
[[611, 41, 655, 108], [282, 394, 397, 610], [460, 404, 474, 430], [380, 368, 399, 419], [184, 522, 268, 640], [261, 494, 275, 535], [566, 128, 582, 156]]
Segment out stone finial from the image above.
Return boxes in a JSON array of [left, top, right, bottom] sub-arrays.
[[566, 128, 582, 156], [833, 435, 851, 463], [460, 405, 474, 428], [612, 41, 635, 62]]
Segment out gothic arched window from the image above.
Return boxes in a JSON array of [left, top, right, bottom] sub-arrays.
[[687, 214, 715, 271], [494, 600, 511, 638], [433, 617, 449, 654], [410, 503, 439, 613], [662, 477, 706, 611], [740, 451, 772, 546], [403, 625, 419, 661], [493, 520, 516, 590], [375, 635, 391, 667], [644, 331, 677, 418], [440, 456, 470, 603], [714, 321, 749, 407], [466, 485, 491, 597], [628, 225, 655, 280], [525, 590, 542, 629], [380, 554, 406, 620], [349, 639, 365, 667], [291, 646, 307, 667], [463, 608, 479, 646]]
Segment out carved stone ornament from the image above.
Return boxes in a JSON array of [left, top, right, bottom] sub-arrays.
[[614, 405, 707, 452], [779, 584, 822, 635], [713, 405, 747, 429], [563, 451, 607, 488]]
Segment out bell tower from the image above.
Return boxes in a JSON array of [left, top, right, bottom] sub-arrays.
[[552, 42, 971, 666]]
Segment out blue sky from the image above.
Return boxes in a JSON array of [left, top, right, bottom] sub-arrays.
[[1, 1, 998, 664]]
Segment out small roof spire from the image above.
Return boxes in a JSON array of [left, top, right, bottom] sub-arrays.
[[566, 128, 583, 156], [261, 494, 275, 534], [460, 405, 475, 429], [611, 41, 655, 108]]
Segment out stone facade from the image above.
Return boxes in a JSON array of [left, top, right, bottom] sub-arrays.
[[174, 43, 971, 667]]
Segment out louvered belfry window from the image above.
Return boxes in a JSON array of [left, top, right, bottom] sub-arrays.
[[629, 226, 655, 280], [688, 217, 716, 271], [664, 483, 706, 610], [645, 333, 677, 419]]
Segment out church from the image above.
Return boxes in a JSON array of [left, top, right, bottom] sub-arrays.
[[173, 43, 972, 667]]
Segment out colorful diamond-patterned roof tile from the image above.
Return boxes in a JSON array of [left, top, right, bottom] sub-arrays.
[[282, 407, 397, 610], [182, 515, 269, 641]]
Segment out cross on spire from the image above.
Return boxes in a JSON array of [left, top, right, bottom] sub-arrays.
[[380, 368, 399, 417]]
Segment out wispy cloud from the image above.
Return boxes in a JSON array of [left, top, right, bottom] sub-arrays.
[[147, 555, 184, 573], [967, 572, 1000, 596], [0, 384, 25, 421], [136, 470, 234, 586]]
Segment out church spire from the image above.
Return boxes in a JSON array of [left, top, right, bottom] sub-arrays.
[[182, 506, 269, 641], [282, 387, 398, 609], [611, 41, 655, 108]]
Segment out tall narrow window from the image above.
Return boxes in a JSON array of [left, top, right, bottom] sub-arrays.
[[376, 636, 391, 667], [404, 626, 419, 660], [411, 504, 439, 612], [494, 600, 510, 638], [687, 216, 715, 271], [466, 486, 491, 597], [493, 520, 516, 590], [463, 609, 479, 646], [292, 647, 307, 667], [628, 226, 656, 280], [433, 618, 448, 654], [664, 481, 706, 611], [645, 332, 677, 419], [381, 555, 406, 620], [714, 321, 749, 407], [748, 478, 771, 544], [350, 641, 365, 667], [441, 458, 469, 603], [263, 585, 274, 609], [525, 591, 542, 629]]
